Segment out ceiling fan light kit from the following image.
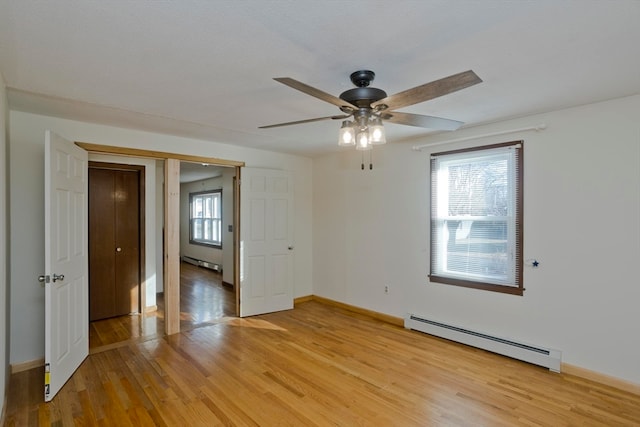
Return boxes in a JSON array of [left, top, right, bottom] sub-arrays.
[[339, 116, 386, 150], [260, 68, 482, 157], [338, 120, 355, 147], [369, 118, 386, 145]]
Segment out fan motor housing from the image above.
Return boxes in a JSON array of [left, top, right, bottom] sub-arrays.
[[339, 69, 387, 108], [339, 87, 387, 108]]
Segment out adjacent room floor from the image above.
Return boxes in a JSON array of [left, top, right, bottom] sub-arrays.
[[89, 261, 235, 351]]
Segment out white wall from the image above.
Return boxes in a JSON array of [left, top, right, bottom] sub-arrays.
[[0, 73, 8, 420], [313, 95, 640, 385], [8, 111, 313, 365]]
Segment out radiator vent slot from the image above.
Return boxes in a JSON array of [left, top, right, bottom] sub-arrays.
[[182, 256, 222, 273], [406, 314, 561, 372]]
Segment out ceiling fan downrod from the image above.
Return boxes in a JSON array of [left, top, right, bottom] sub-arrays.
[[339, 70, 388, 109]]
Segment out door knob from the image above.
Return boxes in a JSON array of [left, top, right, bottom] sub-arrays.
[[52, 274, 64, 283], [116, 247, 122, 252]]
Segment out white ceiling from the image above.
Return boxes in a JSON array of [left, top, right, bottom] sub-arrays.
[[180, 161, 225, 184], [1, 1, 639, 157]]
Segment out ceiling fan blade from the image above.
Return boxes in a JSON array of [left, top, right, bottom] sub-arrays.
[[372, 70, 482, 111], [259, 114, 351, 129], [383, 111, 463, 131], [274, 77, 357, 110]]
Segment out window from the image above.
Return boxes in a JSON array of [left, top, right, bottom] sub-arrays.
[[189, 190, 222, 248], [430, 141, 523, 295]]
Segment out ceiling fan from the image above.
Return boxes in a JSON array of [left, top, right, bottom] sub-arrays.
[[259, 69, 482, 150]]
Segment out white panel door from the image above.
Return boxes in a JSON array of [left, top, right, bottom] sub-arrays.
[[240, 168, 294, 317], [44, 131, 89, 401]]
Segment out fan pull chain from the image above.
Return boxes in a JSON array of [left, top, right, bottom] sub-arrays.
[[360, 151, 374, 170]]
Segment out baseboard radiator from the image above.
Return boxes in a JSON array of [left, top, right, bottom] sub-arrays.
[[405, 314, 561, 372], [182, 256, 222, 273]]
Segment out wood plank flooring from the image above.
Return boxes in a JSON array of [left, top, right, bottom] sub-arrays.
[[5, 299, 640, 426], [89, 262, 235, 350]]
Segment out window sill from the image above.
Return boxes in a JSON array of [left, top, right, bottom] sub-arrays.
[[428, 274, 524, 296]]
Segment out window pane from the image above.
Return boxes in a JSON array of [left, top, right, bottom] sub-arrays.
[[212, 219, 220, 242], [193, 218, 203, 239], [442, 219, 508, 280], [445, 157, 508, 217], [204, 196, 212, 218], [202, 218, 209, 240]]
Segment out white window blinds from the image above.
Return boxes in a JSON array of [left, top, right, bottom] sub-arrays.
[[430, 141, 523, 294]]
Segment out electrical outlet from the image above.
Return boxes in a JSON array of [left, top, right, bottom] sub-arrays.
[[384, 285, 389, 294]]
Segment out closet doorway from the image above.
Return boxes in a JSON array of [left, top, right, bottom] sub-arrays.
[[88, 162, 144, 322]]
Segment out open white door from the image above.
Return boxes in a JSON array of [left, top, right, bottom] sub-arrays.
[[240, 168, 294, 317], [44, 131, 89, 401]]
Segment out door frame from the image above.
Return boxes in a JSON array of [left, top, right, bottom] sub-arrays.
[[88, 162, 145, 317], [77, 142, 244, 335]]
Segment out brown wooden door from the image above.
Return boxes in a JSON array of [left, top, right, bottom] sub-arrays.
[[89, 166, 141, 321]]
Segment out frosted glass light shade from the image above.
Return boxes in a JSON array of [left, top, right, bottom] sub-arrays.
[[355, 129, 372, 151], [369, 118, 386, 145], [338, 121, 356, 146]]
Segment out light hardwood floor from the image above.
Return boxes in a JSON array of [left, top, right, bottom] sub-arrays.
[[89, 262, 235, 350], [5, 284, 640, 425]]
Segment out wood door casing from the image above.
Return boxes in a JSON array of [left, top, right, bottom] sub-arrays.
[[77, 143, 242, 333], [89, 164, 143, 321]]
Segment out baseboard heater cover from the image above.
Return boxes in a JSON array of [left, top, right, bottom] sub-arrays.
[[405, 314, 561, 372], [182, 256, 222, 272]]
